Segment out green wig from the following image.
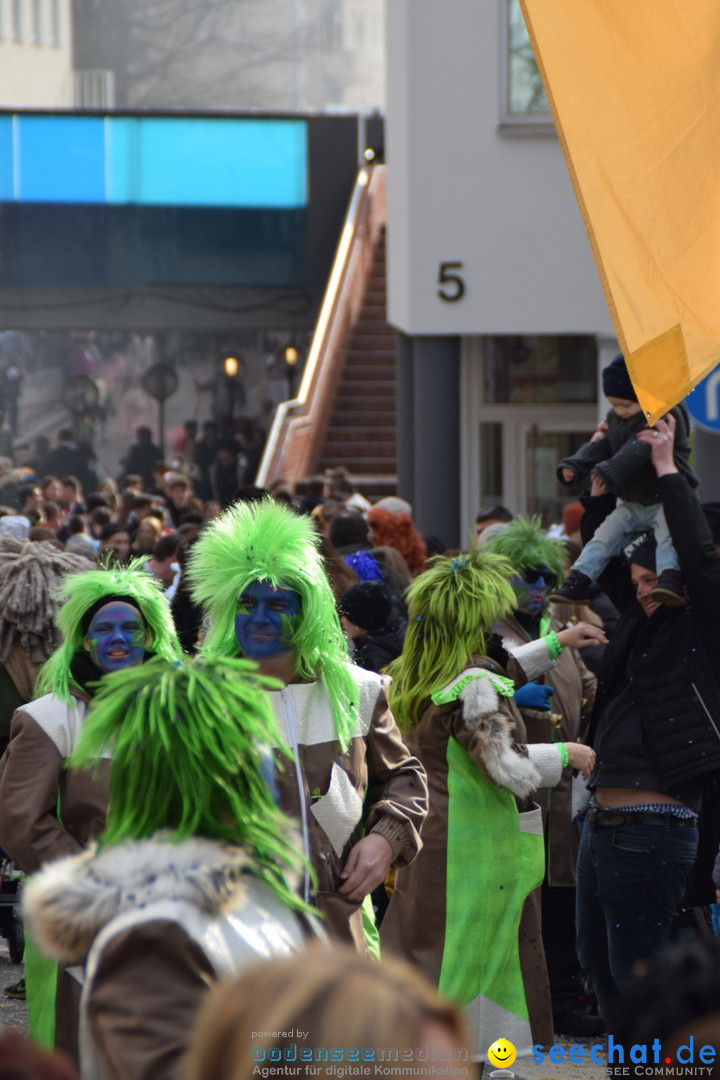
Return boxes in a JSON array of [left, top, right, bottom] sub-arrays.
[[386, 547, 517, 730], [35, 559, 182, 703], [72, 655, 308, 912], [486, 515, 566, 586], [186, 499, 357, 751]]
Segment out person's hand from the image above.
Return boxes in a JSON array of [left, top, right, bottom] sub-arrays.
[[590, 419, 609, 443], [556, 621, 608, 649], [338, 833, 393, 902], [566, 742, 596, 779], [514, 682, 554, 710], [636, 413, 678, 476], [590, 472, 608, 495], [561, 467, 576, 484]]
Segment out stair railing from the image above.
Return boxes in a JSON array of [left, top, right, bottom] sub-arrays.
[[256, 163, 387, 490]]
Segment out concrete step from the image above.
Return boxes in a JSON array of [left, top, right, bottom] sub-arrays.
[[326, 411, 397, 426]]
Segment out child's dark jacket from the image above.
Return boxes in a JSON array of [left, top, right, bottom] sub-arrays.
[[557, 403, 696, 504]]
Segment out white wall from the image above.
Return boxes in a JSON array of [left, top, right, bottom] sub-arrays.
[[0, 0, 74, 107], [385, 0, 614, 336]]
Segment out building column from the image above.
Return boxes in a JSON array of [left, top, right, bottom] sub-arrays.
[[405, 335, 461, 548], [395, 330, 415, 507]]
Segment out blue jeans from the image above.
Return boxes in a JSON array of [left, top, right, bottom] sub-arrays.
[[575, 815, 698, 1029], [573, 499, 679, 582]]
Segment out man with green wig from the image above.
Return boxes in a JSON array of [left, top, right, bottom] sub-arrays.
[[488, 517, 602, 1037], [0, 560, 182, 1045], [187, 498, 427, 947], [24, 655, 314, 1080]]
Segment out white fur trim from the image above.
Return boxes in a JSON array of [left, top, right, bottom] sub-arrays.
[[459, 681, 542, 799], [22, 833, 277, 964], [459, 676, 501, 727]]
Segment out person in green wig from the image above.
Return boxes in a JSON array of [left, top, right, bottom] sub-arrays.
[[0, 559, 181, 1047], [24, 655, 315, 1080], [488, 517, 603, 1037], [187, 497, 427, 948], [379, 546, 599, 1063]]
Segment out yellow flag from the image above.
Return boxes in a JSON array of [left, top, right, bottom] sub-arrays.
[[519, 0, 720, 423]]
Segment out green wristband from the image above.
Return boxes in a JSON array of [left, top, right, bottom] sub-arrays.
[[557, 742, 570, 768], [546, 630, 564, 660]]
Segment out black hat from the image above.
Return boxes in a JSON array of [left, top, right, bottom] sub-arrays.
[[340, 581, 393, 633], [602, 354, 637, 402], [625, 533, 656, 572]]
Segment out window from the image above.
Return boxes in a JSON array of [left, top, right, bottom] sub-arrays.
[[49, 0, 59, 44], [501, 0, 551, 126], [31, 0, 41, 43], [12, 0, 22, 42], [483, 335, 597, 404]]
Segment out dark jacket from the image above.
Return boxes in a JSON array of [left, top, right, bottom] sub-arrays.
[[583, 476, 720, 795], [558, 403, 697, 504], [351, 623, 406, 674]]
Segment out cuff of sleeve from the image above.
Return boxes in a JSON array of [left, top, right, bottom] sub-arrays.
[[546, 631, 564, 661], [510, 637, 557, 682], [370, 817, 410, 863], [526, 743, 563, 788]]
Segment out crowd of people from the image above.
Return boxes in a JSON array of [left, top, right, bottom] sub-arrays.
[[0, 355, 719, 1079]]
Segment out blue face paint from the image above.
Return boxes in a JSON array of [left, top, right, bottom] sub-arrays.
[[510, 574, 549, 617], [85, 602, 146, 673], [235, 581, 302, 659]]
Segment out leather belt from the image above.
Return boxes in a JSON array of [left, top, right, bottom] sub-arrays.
[[585, 806, 697, 829]]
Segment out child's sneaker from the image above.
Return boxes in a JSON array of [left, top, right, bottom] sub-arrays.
[[650, 570, 687, 607], [547, 570, 592, 605]]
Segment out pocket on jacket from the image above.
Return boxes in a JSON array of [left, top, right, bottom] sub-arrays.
[[518, 803, 543, 836], [310, 763, 363, 856]]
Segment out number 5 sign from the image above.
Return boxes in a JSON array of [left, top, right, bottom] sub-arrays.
[[437, 262, 466, 302]]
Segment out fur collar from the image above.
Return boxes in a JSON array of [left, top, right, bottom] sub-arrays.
[[23, 833, 265, 964], [459, 676, 541, 799]]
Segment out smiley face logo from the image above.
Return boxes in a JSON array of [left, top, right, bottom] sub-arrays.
[[487, 1039, 517, 1069]]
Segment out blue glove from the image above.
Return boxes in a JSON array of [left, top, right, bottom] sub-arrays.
[[513, 682, 554, 709]]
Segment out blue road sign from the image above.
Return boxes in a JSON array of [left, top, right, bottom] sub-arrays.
[[685, 366, 720, 433]]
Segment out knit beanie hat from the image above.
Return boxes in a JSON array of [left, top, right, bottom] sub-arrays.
[[626, 533, 656, 571], [340, 581, 393, 633], [602, 354, 637, 402]]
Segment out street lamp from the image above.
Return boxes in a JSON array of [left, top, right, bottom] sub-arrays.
[[224, 355, 239, 418], [284, 346, 300, 398]]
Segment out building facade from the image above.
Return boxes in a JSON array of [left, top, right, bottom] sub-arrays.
[[386, 0, 618, 546], [72, 0, 384, 114], [0, 0, 74, 107]]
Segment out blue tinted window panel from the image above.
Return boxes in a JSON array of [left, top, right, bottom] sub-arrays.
[[126, 117, 307, 208], [0, 204, 306, 288], [0, 118, 14, 200], [17, 116, 106, 203]]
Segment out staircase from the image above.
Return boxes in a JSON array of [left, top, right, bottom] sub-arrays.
[[313, 226, 396, 497], [256, 165, 397, 499]]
